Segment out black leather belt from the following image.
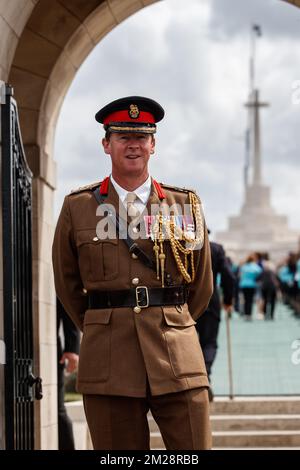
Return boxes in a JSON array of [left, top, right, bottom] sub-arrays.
[[88, 286, 188, 309]]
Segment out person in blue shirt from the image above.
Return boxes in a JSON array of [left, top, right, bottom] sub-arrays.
[[296, 256, 300, 290], [239, 254, 263, 320], [278, 253, 297, 306], [257, 259, 279, 320]]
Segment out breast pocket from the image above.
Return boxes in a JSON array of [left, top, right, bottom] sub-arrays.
[[76, 229, 119, 282], [162, 304, 207, 379]]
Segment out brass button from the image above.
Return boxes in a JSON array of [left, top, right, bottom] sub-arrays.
[[132, 253, 138, 259], [82, 288, 87, 295], [132, 278, 139, 285], [93, 236, 98, 241], [134, 306, 142, 314]]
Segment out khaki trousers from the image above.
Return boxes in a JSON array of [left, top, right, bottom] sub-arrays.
[[83, 387, 211, 450]]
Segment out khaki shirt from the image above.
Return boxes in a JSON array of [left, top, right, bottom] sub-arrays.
[[52, 179, 213, 397]]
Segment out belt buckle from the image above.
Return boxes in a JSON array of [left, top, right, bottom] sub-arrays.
[[135, 286, 149, 309]]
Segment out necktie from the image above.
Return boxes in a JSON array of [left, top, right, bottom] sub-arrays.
[[125, 192, 140, 218]]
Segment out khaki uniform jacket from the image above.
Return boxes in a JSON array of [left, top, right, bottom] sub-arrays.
[[52, 178, 213, 397]]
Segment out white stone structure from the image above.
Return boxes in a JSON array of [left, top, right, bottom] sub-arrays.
[[216, 90, 299, 263]]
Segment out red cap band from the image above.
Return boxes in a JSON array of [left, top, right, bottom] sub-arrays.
[[103, 110, 155, 125]]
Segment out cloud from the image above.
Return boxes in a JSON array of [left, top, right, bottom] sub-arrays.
[[209, 0, 300, 40], [54, 0, 300, 236]]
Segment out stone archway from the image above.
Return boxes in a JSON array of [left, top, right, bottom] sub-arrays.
[[0, 0, 299, 449], [1, 0, 158, 450]]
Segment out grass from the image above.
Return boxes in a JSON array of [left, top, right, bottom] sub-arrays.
[[65, 392, 82, 402]]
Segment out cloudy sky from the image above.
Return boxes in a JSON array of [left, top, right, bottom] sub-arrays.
[[54, 0, 300, 237]]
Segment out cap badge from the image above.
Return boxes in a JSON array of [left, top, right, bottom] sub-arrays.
[[128, 104, 140, 119]]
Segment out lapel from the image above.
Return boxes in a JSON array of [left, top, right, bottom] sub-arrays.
[[142, 177, 161, 219]]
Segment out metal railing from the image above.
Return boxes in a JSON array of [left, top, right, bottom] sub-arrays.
[[1, 84, 41, 450]]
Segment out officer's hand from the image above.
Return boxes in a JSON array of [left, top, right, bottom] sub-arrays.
[[60, 352, 79, 373], [223, 304, 233, 314]]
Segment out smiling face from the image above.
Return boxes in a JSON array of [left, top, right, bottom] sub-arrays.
[[102, 132, 155, 184]]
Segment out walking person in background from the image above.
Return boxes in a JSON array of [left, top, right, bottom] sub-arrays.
[[57, 298, 80, 450], [257, 257, 279, 320], [230, 259, 240, 314], [277, 258, 295, 305], [196, 239, 235, 401], [296, 254, 300, 303], [239, 254, 262, 320], [254, 252, 265, 319], [276, 252, 300, 318], [287, 252, 298, 304]]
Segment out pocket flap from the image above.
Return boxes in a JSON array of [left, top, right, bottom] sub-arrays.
[[76, 229, 118, 247], [76, 229, 100, 247], [162, 304, 196, 327], [84, 308, 113, 325]]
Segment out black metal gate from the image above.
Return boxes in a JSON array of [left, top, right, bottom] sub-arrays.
[[1, 84, 42, 450]]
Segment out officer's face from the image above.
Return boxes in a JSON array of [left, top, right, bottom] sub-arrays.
[[102, 132, 155, 179]]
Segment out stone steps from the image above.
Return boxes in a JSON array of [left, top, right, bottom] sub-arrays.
[[150, 427, 300, 449], [210, 397, 300, 415], [211, 414, 300, 431], [66, 401, 93, 450], [213, 430, 300, 448], [214, 447, 300, 450], [149, 414, 300, 432], [149, 397, 300, 449]]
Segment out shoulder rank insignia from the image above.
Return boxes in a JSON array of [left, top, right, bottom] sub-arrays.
[[160, 183, 196, 194], [160, 183, 201, 203], [70, 180, 102, 195]]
